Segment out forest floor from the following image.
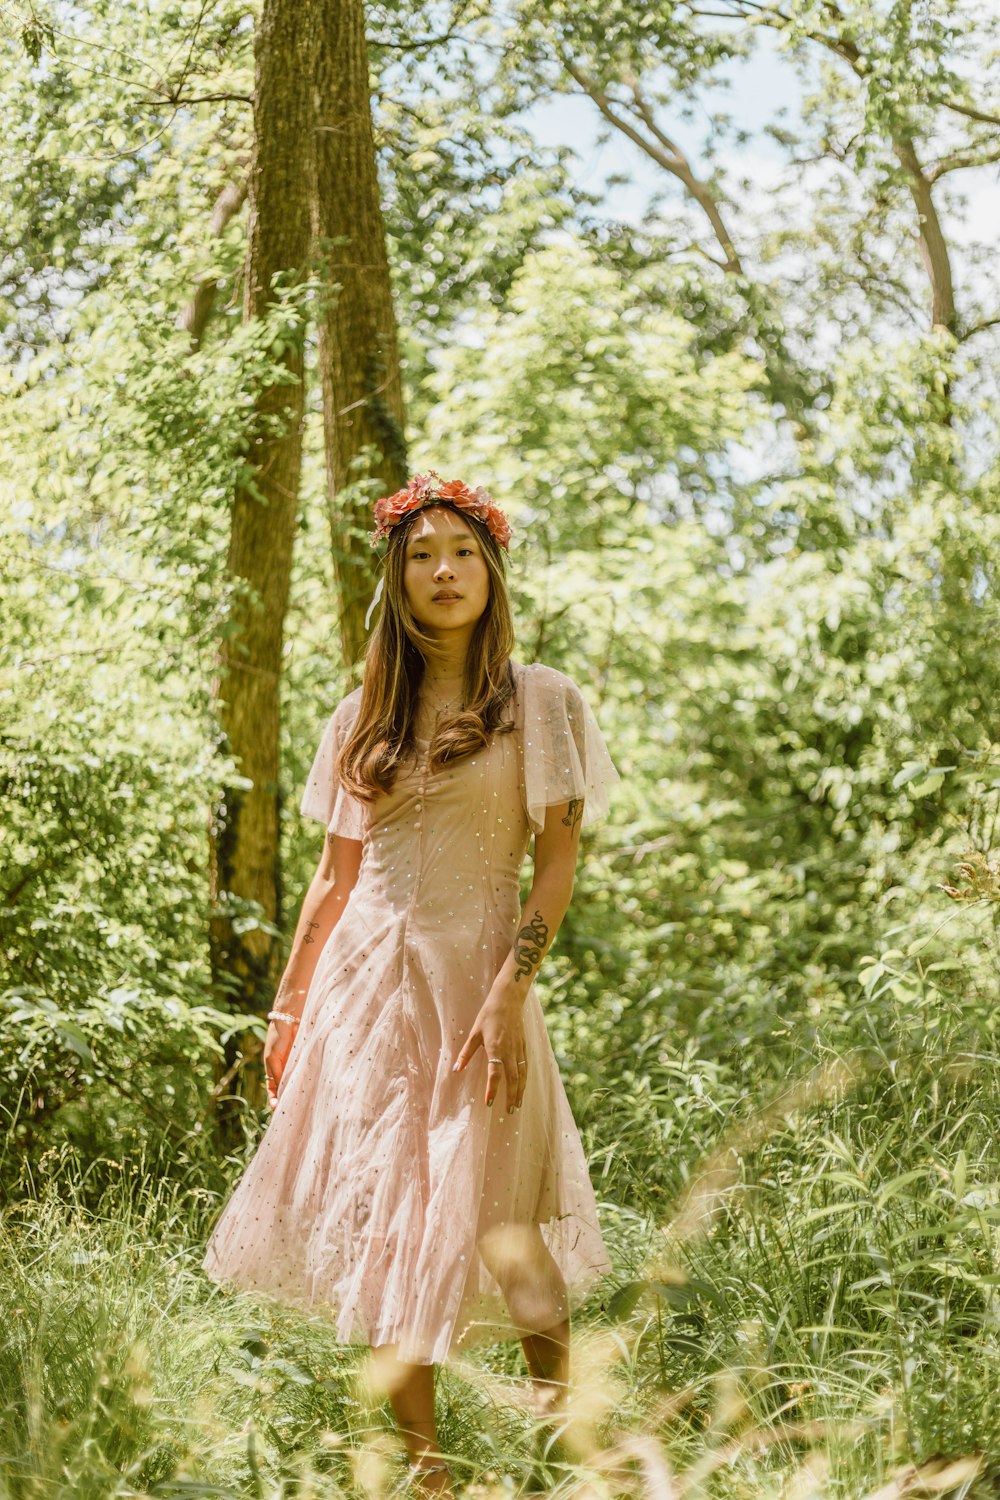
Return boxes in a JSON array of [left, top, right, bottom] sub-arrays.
[[1, 1041, 998, 1499]]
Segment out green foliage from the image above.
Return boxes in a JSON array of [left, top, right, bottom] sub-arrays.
[[1, 1041, 998, 1493], [1, 206, 328, 1189], [0, 652, 233, 1190], [4, 0, 1000, 1488]]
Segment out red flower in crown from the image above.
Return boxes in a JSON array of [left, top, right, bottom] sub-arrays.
[[370, 471, 512, 552]]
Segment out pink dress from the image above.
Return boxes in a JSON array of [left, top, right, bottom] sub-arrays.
[[201, 659, 621, 1365]]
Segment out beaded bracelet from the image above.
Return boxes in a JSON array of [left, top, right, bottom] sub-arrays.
[[267, 1009, 301, 1025]]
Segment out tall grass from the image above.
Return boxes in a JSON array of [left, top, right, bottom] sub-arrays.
[[1, 1037, 997, 1498]]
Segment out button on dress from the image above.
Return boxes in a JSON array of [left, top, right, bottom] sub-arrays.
[[201, 660, 622, 1365]]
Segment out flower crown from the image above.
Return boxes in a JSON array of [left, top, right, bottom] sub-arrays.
[[369, 471, 512, 552]]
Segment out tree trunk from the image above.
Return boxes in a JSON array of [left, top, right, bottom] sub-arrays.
[[208, 0, 318, 1149], [313, 0, 408, 670]]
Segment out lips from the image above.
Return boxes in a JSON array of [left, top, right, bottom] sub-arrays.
[[432, 592, 462, 601]]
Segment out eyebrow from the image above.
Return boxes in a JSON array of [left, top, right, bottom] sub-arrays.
[[408, 532, 476, 546]]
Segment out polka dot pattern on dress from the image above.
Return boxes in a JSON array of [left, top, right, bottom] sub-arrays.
[[200, 660, 621, 1365]]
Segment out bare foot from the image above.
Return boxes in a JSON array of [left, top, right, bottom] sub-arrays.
[[527, 1380, 568, 1420], [407, 1458, 455, 1498]]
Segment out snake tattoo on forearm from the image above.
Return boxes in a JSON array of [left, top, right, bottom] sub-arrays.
[[513, 908, 549, 982]]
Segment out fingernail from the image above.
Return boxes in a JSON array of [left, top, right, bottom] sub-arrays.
[[487, 1097, 493, 1107], [507, 1106, 513, 1114], [451, 1061, 460, 1071]]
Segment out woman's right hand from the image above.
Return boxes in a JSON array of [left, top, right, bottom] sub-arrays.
[[264, 1018, 299, 1109]]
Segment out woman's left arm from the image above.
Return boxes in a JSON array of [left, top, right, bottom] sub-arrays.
[[451, 796, 584, 1111]]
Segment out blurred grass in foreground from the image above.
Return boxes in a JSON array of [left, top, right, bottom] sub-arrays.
[[1, 1039, 998, 1499]]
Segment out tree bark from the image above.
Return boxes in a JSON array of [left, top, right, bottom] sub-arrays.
[[178, 173, 249, 349], [208, 0, 318, 1148], [313, 0, 408, 670]]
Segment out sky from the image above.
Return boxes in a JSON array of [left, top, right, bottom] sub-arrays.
[[512, 24, 999, 491], [516, 25, 1000, 297], [521, 26, 802, 221]]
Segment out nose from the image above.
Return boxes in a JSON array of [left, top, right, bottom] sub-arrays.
[[433, 558, 456, 579]]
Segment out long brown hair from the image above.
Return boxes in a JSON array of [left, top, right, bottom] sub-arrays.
[[337, 502, 517, 801]]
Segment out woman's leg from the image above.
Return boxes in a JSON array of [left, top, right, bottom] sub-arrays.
[[477, 1223, 571, 1412], [520, 1319, 570, 1414], [369, 1344, 454, 1494]]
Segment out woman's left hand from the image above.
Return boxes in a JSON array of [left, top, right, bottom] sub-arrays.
[[452, 988, 527, 1112], [264, 1019, 297, 1109]]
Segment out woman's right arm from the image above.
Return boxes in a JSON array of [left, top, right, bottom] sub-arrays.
[[273, 830, 363, 1015], [264, 830, 363, 1106]]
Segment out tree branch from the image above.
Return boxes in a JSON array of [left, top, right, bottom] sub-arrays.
[[560, 56, 744, 274], [178, 173, 249, 346], [926, 142, 1000, 184], [956, 312, 1000, 344], [157, 91, 253, 105], [935, 96, 1000, 129]]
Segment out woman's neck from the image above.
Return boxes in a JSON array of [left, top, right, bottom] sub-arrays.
[[422, 653, 467, 687]]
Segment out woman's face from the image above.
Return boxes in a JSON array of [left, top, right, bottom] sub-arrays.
[[402, 506, 491, 638]]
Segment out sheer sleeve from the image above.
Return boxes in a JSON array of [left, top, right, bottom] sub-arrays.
[[518, 663, 621, 837], [299, 689, 369, 841]]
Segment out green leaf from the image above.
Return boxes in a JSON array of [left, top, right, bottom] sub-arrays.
[[606, 1280, 647, 1319], [892, 761, 927, 789]]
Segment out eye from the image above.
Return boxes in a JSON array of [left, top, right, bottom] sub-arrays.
[[457, 547, 474, 556]]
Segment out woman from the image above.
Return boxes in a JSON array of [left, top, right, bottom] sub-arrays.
[[201, 473, 621, 1493]]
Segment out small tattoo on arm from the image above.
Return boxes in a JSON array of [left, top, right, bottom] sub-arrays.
[[302, 919, 320, 945], [562, 798, 584, 831], [513, 908, 549, 982]]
